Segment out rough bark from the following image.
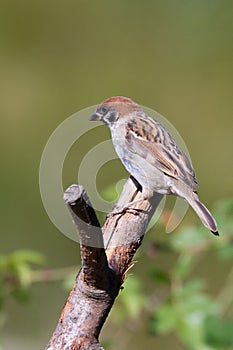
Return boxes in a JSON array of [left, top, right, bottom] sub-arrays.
[[46, 177, 163, 350]]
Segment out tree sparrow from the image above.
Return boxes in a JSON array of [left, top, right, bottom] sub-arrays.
[[89, 96, 218, 236]]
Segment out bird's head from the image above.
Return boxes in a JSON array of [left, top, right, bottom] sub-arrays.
[[89, 96, 141, 127]]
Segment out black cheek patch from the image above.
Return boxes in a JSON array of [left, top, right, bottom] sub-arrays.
[[108, 112, 118, 123]]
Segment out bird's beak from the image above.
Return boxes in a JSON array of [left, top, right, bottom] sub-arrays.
[[89, 112, 103, 121]]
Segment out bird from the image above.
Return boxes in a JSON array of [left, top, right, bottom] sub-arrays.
[[89, 96, 218, 236]]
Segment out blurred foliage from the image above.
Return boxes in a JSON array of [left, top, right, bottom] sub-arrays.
[[155, 198, 233, 349], [104, 197, 233, 350], [1, 198, 233, 350], [1, 0, 233, 348], [0, 251, 45, 307]]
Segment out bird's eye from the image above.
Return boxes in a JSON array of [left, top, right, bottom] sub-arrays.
[[100, 105, 109, 114]]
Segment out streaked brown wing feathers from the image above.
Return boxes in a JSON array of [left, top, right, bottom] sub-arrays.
[[125, 118, 197, 189]]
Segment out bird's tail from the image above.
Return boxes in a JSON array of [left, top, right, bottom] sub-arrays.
[[186, 194, 219, 236], [172, 180, 219, 236]]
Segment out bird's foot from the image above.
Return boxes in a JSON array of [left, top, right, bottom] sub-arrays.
[[107, 198, 145, 219]]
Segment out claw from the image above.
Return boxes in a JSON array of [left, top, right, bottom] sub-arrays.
[[107, 203, 144, 219]]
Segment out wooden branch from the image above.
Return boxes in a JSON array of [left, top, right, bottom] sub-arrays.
[[104, 178, 163, 280], [46, 179, 163, 350]]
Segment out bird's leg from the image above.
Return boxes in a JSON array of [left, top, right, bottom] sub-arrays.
[[107, 177, 150, 218], [107, 200, 144, 218]]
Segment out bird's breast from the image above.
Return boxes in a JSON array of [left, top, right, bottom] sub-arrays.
[[110, 127, 171, 195]]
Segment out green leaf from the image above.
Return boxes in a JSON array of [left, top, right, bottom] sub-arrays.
[[179, 279, 206, 297], [0, 251, 45, 288], [174, 281, 218, 348], [151, 302, 177, 334], [110, 276, 145, 323], [0, 250, 45, 272], [152, 278, 219, 349], [204, 315, 233, 348], [0, 250, 46, 307]]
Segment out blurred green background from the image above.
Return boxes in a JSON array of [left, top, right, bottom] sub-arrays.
[[1, 0, 233, 349]]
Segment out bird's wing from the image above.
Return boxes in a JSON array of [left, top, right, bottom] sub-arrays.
[[125, 115, 198, 190]]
